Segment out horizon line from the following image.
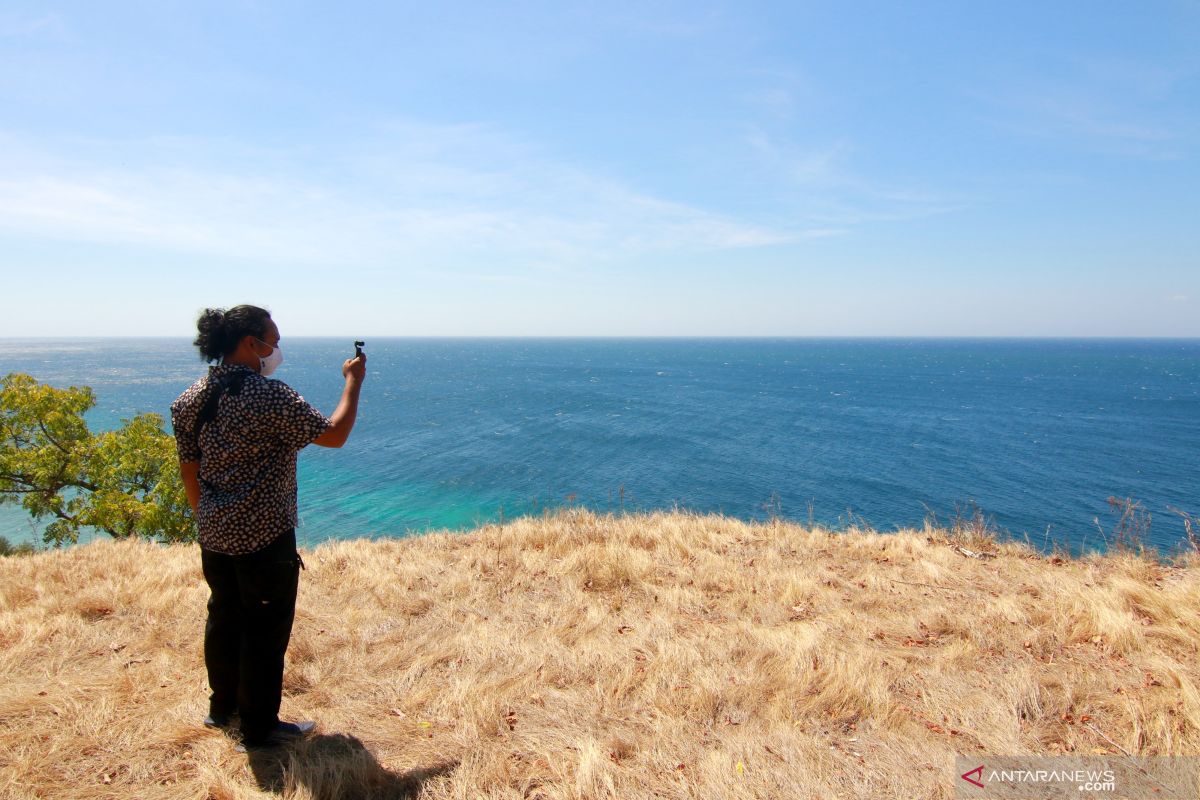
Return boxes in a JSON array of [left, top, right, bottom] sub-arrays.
[[2, 334, 1198, 341]]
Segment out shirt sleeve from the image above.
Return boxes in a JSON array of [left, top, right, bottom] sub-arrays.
[[170, 388, 201, 463], [270, 381, 334, 450]]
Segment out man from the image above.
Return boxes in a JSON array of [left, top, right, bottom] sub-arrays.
[[170, 304, 365, 749]]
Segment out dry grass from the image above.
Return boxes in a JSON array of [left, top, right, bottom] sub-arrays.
[[0, 509, 1197, 799]]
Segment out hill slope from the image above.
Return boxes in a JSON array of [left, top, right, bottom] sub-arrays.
[[0, 510, 1197, 799]]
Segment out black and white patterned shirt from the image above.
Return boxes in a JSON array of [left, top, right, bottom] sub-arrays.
[[170, 363, 332, 555]]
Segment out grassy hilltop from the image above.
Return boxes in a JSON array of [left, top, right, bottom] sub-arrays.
[[0, 510, 1197, 799]]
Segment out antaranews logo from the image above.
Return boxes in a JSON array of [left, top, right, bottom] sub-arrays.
[[960, 765, 984, 789], [955, 755, 1199, 799]]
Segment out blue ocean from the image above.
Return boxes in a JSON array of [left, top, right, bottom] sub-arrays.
[[1, 338, 1197, 554]]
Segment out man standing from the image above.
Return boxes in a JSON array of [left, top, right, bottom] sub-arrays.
[[170, 305, 365, 749]]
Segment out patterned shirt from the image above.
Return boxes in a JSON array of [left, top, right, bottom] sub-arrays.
[[170, 363, 332, 555]]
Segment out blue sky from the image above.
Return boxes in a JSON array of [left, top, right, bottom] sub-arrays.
[[0, 1, 1197, 336]]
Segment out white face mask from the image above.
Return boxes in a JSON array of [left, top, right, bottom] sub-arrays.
[[256, 338, 284, 377]]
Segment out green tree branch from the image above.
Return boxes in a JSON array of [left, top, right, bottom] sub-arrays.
[[0, 373, 194, 546]]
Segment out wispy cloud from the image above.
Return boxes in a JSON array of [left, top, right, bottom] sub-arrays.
[[977, 55, 1191, 159], [0, 11, 68, 39], [739, 68, 821, 123], [745, 132, 848, 185], [602, 3, 729, 39], [993, 91, 1178, 155], [0, 123, 811, 271], [742, 128, 966, 224]]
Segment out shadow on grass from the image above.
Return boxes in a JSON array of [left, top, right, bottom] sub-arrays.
[[247, 733, 459, 799]]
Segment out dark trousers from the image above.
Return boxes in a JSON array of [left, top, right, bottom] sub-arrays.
[[200, 529, 302, 744]]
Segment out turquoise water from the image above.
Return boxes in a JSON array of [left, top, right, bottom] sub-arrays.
[[1, 337, 1197, 553]]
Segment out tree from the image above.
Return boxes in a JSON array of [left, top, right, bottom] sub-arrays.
[[0, 373, 194, 545]]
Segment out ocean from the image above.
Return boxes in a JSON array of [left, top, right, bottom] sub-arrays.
[[1, 338, 1197, 554]]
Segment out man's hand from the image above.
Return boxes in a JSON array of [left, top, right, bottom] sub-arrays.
[[179, 461, 201, 515], [342, 353, 367, 384]]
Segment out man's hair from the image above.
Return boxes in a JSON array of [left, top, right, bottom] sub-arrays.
[[193, 305, 273, 363]]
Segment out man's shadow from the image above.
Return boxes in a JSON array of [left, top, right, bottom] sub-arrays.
[[247, 733, 459, 799]]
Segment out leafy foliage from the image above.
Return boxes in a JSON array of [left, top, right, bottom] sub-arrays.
[[0, 535, 37, 556], [0, 373, 194, 545]]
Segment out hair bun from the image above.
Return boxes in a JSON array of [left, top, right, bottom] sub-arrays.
[[192, 305, 272, 363], [194, 308, 228, 362]]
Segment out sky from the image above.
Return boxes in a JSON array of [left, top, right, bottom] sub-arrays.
[[0, 1, 1197, 337]]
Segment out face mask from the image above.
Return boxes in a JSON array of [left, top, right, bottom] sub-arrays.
[[256, 338, 284, 377]]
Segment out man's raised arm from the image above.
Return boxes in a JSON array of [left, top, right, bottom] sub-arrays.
[[313, 353, 366, 449]]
